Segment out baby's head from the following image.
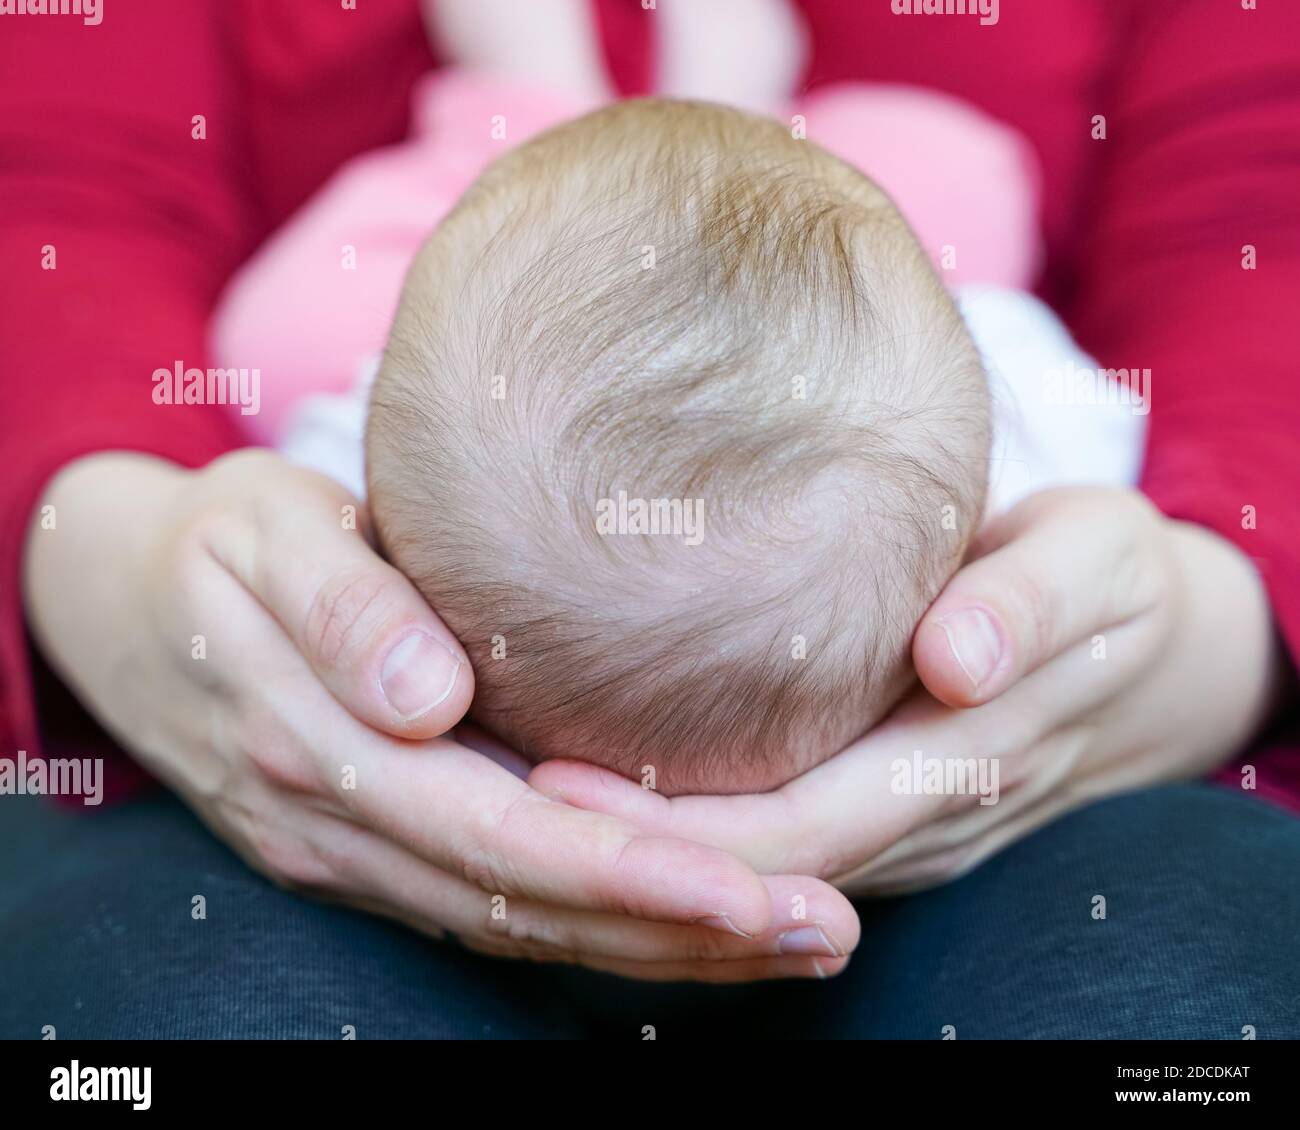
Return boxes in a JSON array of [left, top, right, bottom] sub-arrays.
[[368, 100, 989, 794]]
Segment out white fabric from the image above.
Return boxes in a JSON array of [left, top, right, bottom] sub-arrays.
[[279, 355, 377, 500], [959, 286, 1145, 515]]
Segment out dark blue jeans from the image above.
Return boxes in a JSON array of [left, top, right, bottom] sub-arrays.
[[3, 784, 1298, 1039]]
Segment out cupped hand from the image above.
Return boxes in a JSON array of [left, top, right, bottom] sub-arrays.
[[530, 487, 1286, 894], [22, 450, 857, 979]]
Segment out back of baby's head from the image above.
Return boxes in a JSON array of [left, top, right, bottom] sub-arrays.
[[368, 99, 989, 794]]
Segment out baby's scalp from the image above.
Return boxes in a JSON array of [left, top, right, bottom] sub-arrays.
[[367, 98, 990, 794]]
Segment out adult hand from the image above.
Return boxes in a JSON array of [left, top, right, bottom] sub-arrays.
[[530, 487, 1287, 893], [22, 450, 857, 979]]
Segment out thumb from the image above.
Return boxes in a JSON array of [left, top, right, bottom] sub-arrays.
[[213, 471, 475, 738], [912, 488, 1162, 708]]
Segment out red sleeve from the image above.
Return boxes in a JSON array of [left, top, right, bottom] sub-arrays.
[[1067, 2, 1300, 685], [591, 0, 656, 96], [0, 1, 251, 795]]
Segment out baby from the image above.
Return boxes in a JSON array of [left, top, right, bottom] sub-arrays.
[[363, 99, 991, 795], [212, 13, 1141, 798]]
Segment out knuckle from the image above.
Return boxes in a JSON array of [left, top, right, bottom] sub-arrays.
[[1114, 522, 1169, 613], [776, 794, 832, 875], [462, 934, 577, 967], [1060, 485, 1159, 535], [482, 906, 563, 950], [250, 825, 331, 890], [600, 836, 658, 921], [233, 707, 318, 792], [1108, 538, 1162, 620], [461, 792, 553, 896], [204, 448, 281, 486], [680, 930, 739, 962], [309, 831, 364, 889], [159, 503, 255, 618], [1000, 562, 1059, 659], [1059, 489, 1165, 623], [790, 836, 850, 883], [955, 701, 1020, 760], [459, 839, 512, 896], [242, 740, 317, 795], [1111, 486, 1160, 526], [166, 496, 241, 569], [891, 853, 965, 891], [303, 565, 399, 669]]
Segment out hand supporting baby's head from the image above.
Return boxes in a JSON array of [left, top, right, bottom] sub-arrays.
[[367, 99, 990, 794]]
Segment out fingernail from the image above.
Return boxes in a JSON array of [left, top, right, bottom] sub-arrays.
[[380, 632, 460, 719], [691, 913, 753, 939], [777, 925, 842, 958], [937, 608, 1002, 692]]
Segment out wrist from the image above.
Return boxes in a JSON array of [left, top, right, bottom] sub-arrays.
[[1165, 519, 1285, 756]]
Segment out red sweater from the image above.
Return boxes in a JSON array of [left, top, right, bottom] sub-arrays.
[[3, 0, 1299, 809]]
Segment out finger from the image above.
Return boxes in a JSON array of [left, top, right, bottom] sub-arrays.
[[534, 561, 1158, 889], [531, 692, 958, 877], [326, 725, 775, 935], [320, 815, 858, 964], [502, 950, 850, 984], [461, 927, 850, 982], [843, 783, 1088, 896], [913, 487, 1164, 707], [529, 758, 794, 870], [480, 873, 858, 963], [210, 467, 474, 738], [213, 575, 775, 938], [833, 726, 1088, 893]]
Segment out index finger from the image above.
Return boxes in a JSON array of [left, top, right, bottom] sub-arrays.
[[528, 689, 956, 877], [331, 722, 774, 937]]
